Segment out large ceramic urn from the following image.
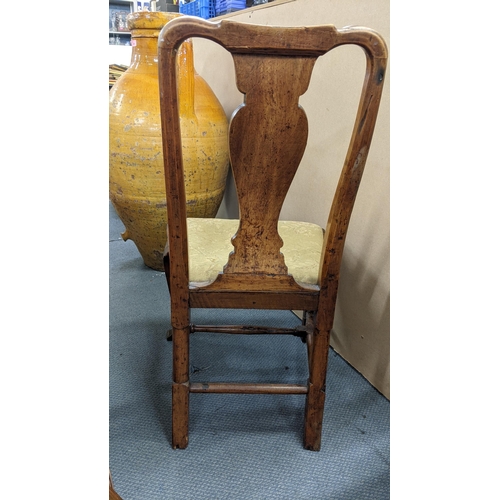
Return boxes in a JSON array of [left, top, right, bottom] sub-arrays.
[[109, 12, 229, 271]]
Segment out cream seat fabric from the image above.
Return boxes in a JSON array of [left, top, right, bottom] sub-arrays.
[[187, 218, 324, 286]]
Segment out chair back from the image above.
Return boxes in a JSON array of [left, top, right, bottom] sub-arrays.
[[158, 18, 387, 297]]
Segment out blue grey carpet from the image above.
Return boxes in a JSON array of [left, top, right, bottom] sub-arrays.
[[109, 202, 390, 499]]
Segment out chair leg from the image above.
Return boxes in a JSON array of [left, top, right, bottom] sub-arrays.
[[304, 327, 330, 451], [304, 311, 315, 375], [172, 326, 190, 449]]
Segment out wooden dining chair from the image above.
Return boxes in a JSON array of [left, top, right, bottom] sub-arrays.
[[157, 17, 387, 451]]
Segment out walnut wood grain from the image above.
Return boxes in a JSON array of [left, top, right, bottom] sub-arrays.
[[222, 54, 315, 277], [190, 324, 310, 336], [189, 289, 319, 311], [158, 17, 388, 452], [190, 383, 308, 394]]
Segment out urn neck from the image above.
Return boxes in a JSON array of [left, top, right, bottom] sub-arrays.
[[126, 11, 196, 117], [128, 35, 164, 72], [127, 12, 183, 72]]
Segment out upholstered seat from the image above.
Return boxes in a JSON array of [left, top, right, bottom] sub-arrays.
[[187, 218, 324, 286]]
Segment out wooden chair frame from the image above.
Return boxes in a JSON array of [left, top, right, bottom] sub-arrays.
[[158, 17, 387, 451]]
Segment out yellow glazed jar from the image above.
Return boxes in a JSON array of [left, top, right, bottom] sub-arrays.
[[109, 12, 229, 270]]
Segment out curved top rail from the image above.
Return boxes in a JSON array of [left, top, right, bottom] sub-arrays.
[[159, 16, 387, 59]]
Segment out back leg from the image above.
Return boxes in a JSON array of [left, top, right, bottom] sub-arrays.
[[303, 326, 330, 451], [172, 326, 190, 449]]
